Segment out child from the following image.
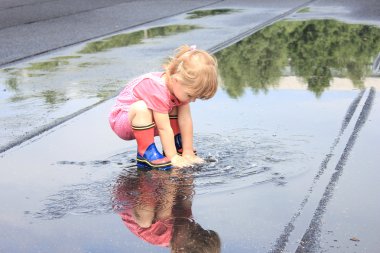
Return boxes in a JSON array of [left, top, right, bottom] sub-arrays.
[[109, 44, 218, 169]]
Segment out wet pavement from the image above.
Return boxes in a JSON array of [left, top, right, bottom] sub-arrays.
[[1, 0, 380, 252], [0, 0, 221, 66]]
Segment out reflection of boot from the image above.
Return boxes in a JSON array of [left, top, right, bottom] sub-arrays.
[[132, 123, 172, 170], [169, 115, 196, 155]]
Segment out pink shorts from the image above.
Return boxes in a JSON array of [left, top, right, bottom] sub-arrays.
[[109, 109, 134, 140], [109, 109, 159, 141]]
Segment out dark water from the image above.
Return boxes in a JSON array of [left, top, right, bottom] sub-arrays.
[[0, 16, 379, 253]]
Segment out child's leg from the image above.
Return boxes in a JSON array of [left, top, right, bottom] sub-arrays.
[[129, 101, 171, 170], [129, 100, 155, 156]]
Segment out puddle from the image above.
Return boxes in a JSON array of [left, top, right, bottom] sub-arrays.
[[186, 8, 239, 19], [1, 14, 380, 252], [34, 125, 305, 249], [48, 129, 308, 209], [215, 19, 380, 98]]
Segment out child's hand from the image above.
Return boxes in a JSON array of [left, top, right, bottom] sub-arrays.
[[171, 154, 192, 168], [183, 153, 205, 165]]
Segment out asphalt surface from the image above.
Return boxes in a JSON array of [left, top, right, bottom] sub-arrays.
[[0, 0, 221, 66]]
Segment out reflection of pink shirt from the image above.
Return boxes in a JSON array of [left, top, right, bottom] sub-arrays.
[[114, 170, 193, 248], [120, 209, 173, 247], [112, 72, 182, 113]]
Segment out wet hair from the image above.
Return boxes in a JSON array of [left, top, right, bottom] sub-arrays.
[[164, 44, 218, 100]]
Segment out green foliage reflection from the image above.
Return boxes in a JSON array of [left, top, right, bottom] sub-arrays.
[[26, 56, 80, 72], [79, 25, 200, 54], [297, 7, 310, 13], [215, 19, 380, 97]]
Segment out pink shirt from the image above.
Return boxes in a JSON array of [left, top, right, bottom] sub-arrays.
[[113, 72, 183, 114]]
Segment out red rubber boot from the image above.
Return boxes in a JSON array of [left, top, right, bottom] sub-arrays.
[[132, 123, 171, 170]]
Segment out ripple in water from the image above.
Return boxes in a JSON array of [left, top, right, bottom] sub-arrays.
[[191, 129, 309, 193], [34, 128, 309, 219]]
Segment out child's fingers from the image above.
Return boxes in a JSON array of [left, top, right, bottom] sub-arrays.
[[183, 154, 205, 165], [171, 155, 192, 168]]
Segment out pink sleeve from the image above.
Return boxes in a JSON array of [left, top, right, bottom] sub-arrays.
[[133, 79, 170, 113]]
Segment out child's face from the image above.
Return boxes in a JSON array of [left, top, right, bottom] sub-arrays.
[[172, 78, 196, 103]]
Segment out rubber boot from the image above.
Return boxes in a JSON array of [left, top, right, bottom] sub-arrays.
[[169, 115, 183, 154], [132, 123, 172, 170]]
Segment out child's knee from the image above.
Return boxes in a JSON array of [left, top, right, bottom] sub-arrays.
[[129, 100, 153, 122], [131, 100, 149, 112]]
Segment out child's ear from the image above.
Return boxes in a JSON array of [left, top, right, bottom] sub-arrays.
[[172, 76, 179, 85]]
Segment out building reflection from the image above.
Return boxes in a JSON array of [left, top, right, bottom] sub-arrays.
[[113, 168, 221, 252]]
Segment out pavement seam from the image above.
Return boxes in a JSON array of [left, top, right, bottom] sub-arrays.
[[207, 0, 318, 54], [0, 99, 107, 155]]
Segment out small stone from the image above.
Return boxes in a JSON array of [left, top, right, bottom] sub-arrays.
[[350, 237, 360, 242]]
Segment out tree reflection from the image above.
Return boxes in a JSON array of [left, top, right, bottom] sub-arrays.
[[79, 25, 200, 54], [215, 19, 380, 97], [113, 169, 221, 252]]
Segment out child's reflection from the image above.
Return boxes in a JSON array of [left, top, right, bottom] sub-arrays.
[[113, 169, 220, 252]]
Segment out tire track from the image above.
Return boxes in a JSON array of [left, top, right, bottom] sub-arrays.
[[269, 88, 375, 253], [295, 87, 375, 252]]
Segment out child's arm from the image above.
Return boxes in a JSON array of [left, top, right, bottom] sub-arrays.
[[178, 104, 204, 164], [153, 111, 191, 167], [177, 104, 194, 155]]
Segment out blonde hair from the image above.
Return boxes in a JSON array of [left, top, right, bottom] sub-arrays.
[[164, 45, 218, 100]]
